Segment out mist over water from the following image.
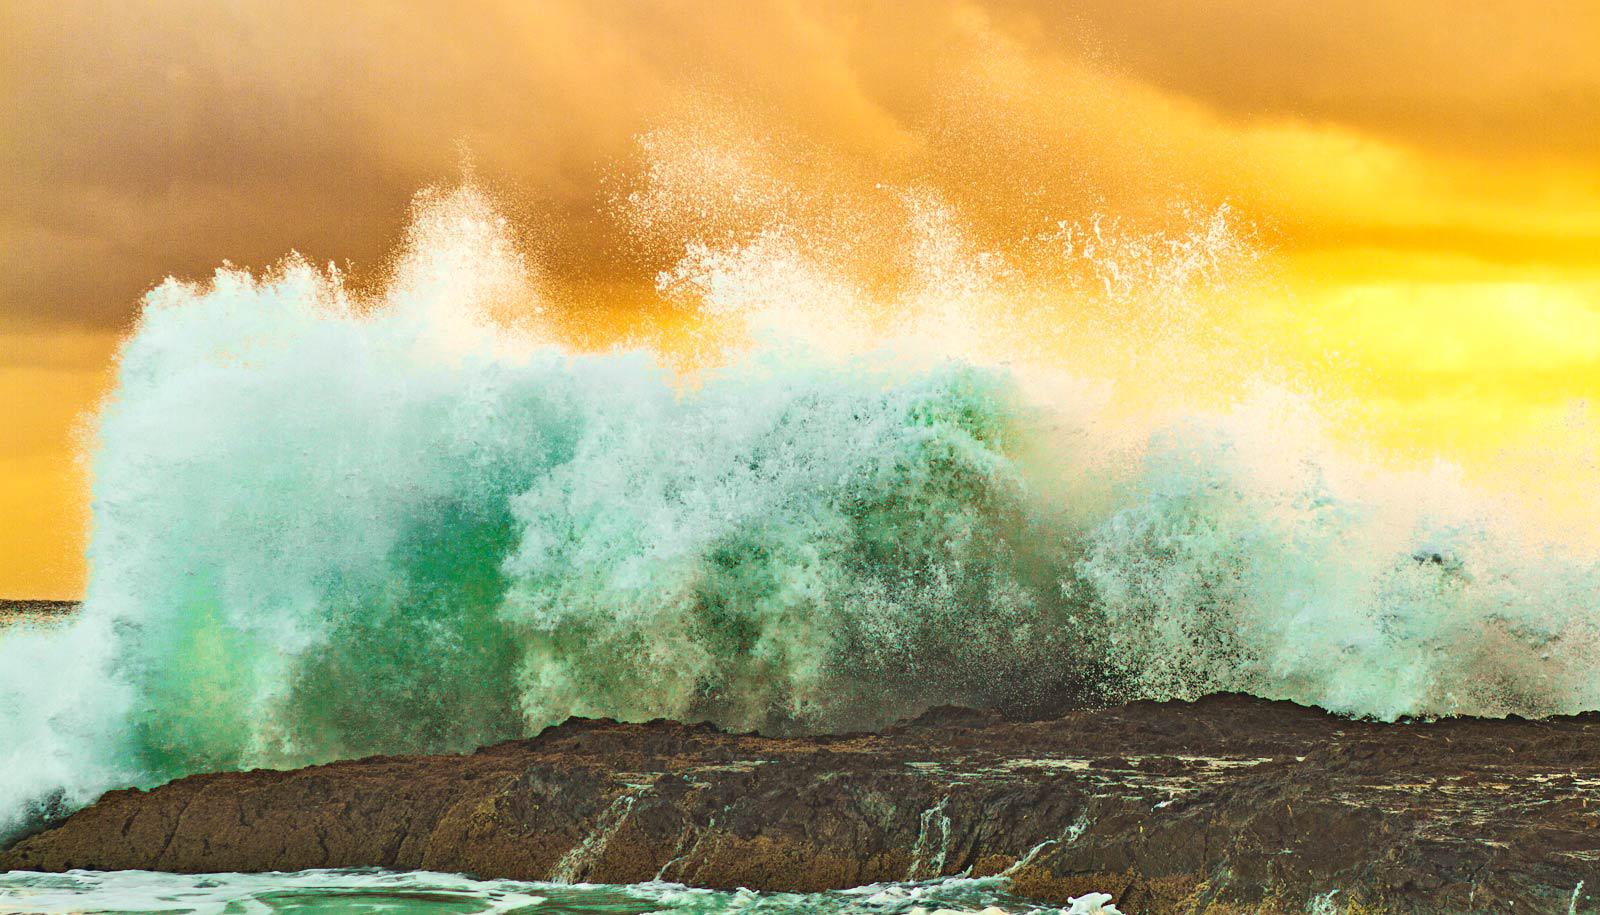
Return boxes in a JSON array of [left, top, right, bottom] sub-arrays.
[[3, 140, 1599, 841]]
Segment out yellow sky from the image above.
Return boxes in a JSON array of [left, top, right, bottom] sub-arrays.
[[3, 0, 1599, 597]]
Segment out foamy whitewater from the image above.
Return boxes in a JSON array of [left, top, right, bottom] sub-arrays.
[[0, 870, 1121, 915], [2, 159, 1599, 843]]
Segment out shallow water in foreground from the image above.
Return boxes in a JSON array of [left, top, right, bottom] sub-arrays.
[[0, 870, 1115, 915]]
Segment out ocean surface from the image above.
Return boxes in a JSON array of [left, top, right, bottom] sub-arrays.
[[0, 871, 1119, 915]]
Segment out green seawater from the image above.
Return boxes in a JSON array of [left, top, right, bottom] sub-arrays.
[[0, 870, 1116, 915]]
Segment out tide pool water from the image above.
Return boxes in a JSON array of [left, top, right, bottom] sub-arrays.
[[0, 871, 1119, 915]]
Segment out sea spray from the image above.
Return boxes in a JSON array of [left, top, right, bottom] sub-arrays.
[[2, 174, 1599, 843], [1081, 403, 1600, 718], [0, 186, 1098, 838]]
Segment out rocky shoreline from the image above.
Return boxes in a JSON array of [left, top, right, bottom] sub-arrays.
[[4, 694, 1597, 913]]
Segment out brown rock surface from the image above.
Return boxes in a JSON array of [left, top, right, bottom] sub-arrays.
[[4, 694, 1598, 912]]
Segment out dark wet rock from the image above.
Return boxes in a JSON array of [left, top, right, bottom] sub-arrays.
[[4, 694, 1598, 912]]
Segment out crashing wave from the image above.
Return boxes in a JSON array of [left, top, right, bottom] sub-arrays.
[[2, 170, 1597, 841]]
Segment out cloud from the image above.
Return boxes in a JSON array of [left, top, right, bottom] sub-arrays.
[[5, 0, 1597, 331], [992, 0, 1600, 160]]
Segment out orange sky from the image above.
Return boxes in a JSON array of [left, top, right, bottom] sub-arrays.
[[3, 0, 1599, 598]]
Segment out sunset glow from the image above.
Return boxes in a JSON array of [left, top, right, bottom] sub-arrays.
[[4, 0, 1598, 597]]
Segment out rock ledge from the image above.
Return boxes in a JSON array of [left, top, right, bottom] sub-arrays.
[[4, 694, 1598, 913]]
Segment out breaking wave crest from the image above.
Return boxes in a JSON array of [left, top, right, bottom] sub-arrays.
[[3, 165, 1598, 840]]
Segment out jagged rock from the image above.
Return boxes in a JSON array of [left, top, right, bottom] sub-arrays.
[[4, 694, 1598, 912]]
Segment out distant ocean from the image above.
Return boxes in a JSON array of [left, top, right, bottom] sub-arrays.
[[0, 600, 75, 630]]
